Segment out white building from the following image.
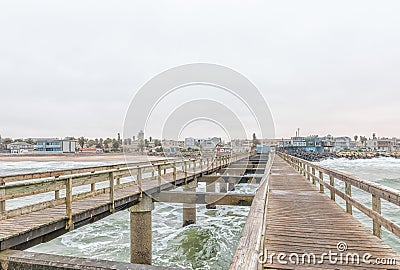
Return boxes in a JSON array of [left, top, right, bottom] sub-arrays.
[[231, 139, 252, 153], [333, 137, 351, 152], [6, 142, 35, 154], [366, 138, 396, 152], [184, 137, 196, 148], [34, 138, 76, 153], [291, 137, 306, 147], [200, 137, 222, 150]]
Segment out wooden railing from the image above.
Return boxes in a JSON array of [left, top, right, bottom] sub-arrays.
[[0, 154, 247, 228], [230, 153, 274, 270], [279, 152, 400, 239]]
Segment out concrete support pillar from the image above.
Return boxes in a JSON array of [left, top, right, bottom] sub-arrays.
[[129, 196, 154, 265], [183, 179, 197, 227], [227, 175, 236, 191], [219, 181, 227, 193], [206, 182, 216, 209]]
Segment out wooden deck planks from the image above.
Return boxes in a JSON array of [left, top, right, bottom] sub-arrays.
[[263, 156, 399, 269], [0, 168, 200, 250]]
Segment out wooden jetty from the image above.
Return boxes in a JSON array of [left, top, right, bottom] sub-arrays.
[[0, 152, 399, 269], [230, 153, 399, 269]]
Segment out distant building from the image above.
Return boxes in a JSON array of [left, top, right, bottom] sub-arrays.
[[256, 144, 270, 154], [137, 130, 144, 141], [184, 137, 196, 148], [333, 137, 351, 152], [278, 137, 306, 153], [321, 135, 335, 153], [366, 138, 396, 152], [79, 148, 103, 154], [394, 138, 400, 152], [291, 137, 306, 148], [162, 139, 184, 152], [200, 137, 221, 150], [34, 138, 76, 153], [305, 136, 323, 153], [231, 139, 252, 153], [6, 142, 35, 154]]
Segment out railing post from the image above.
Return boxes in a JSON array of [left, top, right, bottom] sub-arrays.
[[329, 175, 335, 201], [54, 190, 60, 200], [184, 161, 188, 184], [372, 194, 382, 238], [91, 182, 95, 193], [207, 158, 210, 171], [193, 159, 196, 178], [163, 162, 167, 175], [311, 167, 316, 184], [319, 171, 324, 193], [0, 179, 5, 213], [137, 166, 143, 199], [200, 158, 203, 174], [65, 178, 73, 230], [345, 182, 352, 215], [109, 171, 115, 212], [173, 162, 177, 187], [157, 164, 162, 191]]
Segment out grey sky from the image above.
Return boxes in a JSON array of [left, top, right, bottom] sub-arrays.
[[0, 1, 399, 140]]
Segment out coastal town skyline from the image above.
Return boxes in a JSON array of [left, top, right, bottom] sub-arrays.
[[1, 131, 399, 155], [1, 130, 399, 142]]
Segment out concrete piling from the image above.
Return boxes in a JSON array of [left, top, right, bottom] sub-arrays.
[[206, 182, 216, 209], [129, 196, 154, 265], [183, 179, 197, 227]]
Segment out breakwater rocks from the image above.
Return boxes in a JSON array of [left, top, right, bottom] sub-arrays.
[[287, 152, 337, 162], [285, 152, 400, 162]]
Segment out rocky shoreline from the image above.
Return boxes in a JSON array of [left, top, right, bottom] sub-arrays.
[[284, 151, 400, 162]]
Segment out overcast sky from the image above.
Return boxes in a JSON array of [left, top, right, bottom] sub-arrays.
[[0, 1, 399, 140]]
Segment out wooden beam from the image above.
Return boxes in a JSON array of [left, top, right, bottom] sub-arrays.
[[0, 250, 181, 270], [198, 175, 263, 183], [156, 191, 254, 206]]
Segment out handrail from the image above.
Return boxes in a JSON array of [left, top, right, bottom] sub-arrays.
[[0, 159, 168, 184], [278, 152, 400, 240], [230, 153, 274, 270], [0, 154, 248, 224]]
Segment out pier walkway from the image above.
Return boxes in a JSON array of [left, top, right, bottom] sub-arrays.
[[262, 155, 399, 269]]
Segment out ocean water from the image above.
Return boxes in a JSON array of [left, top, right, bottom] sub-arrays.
[[0, 157, 398, 269]]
